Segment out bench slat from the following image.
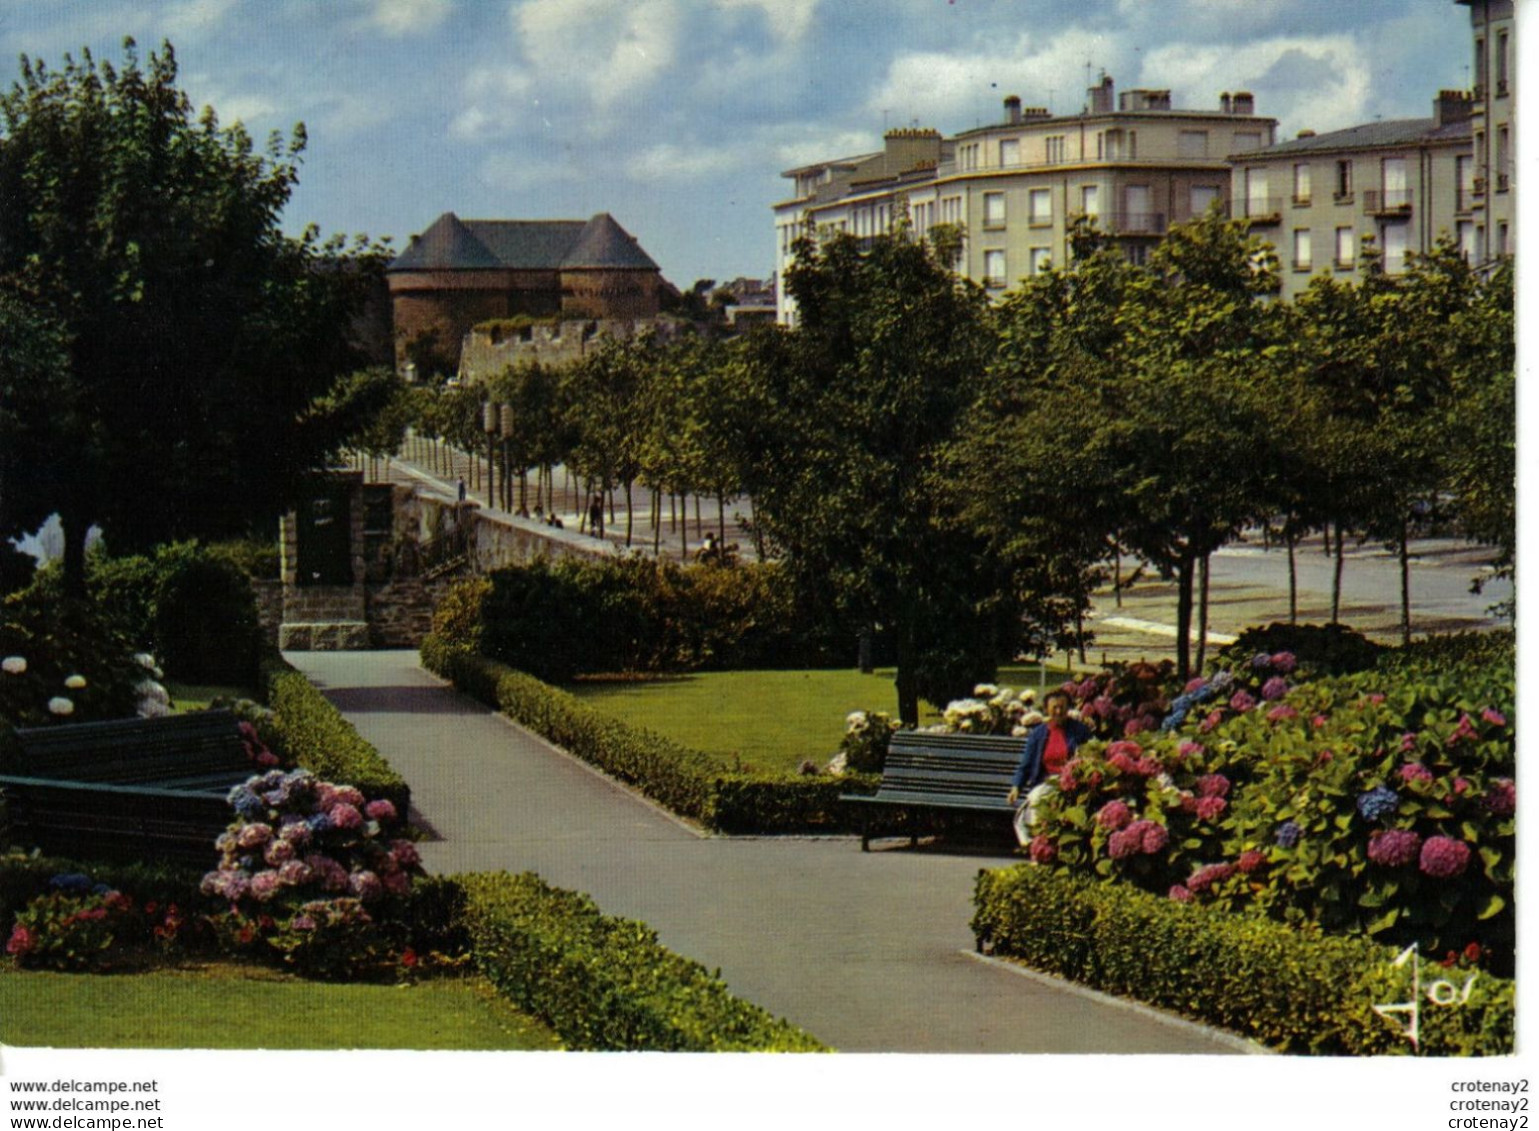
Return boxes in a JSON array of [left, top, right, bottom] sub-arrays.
[[11, 710, 249, 785]]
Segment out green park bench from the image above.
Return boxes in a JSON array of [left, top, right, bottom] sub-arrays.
[[0, 710, 251, 865], [840, 730, 1023, 851]]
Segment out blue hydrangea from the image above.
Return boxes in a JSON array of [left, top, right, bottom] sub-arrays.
[[307, 812, 333, 835], [1356, 786, 1400, 822], [48, 872, 92, 894], [1190, 683, 1216, 704], [1251, 652, 1273, 670], [227, 786, 266, 819], [1274, 820, 1302, 848], [1210, 671, 1235, 692]]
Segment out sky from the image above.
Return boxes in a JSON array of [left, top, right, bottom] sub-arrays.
[[0, 0, 1479, 289]]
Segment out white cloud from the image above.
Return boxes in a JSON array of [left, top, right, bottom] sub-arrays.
[[514, 0, 682, 110], [164, 0, 239, 39], [627, 141, 747, 183], [773, 128, 878, 169], [449, 65, 535, 140], [716, 0, 818, 43], [360, 0, 453, 36]]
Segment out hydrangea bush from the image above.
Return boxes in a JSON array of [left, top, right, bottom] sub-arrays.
[[0, 591, 147, 728], [201, 768, 421, 980], [4, 873, 188, 972]]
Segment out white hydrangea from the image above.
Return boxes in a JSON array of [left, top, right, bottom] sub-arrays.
[[64, 674, 87, 690], [1, 656, 25, 675], [47, 697, 74, 716]]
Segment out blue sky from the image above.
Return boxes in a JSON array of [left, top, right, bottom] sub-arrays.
[[0, 0, 1477, 288]]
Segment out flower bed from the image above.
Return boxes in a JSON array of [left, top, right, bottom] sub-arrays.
[[972, 864, 1513, 1056]]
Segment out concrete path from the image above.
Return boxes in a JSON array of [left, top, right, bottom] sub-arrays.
[[289, 649, 1259, 1055]]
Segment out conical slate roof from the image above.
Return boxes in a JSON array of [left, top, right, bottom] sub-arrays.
[[562, 213, 660, 270], [388, 212, 502, 270], [388, 213, 659, 273]]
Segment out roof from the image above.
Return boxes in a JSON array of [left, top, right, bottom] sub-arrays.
[[389, 212, 659, 272], [1251, 116, 1471, 157]]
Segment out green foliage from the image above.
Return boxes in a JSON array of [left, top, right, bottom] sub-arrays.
[[1217, 623, 1384, 677], [0, 585, 145, 731], [455, 870, 827, 1051], [6, 888, 143, 971], [421, 644, 874, 834], [259, 651, 410, 813], [839, 709, 898, 773], [0, 38, 394, 593], [972, 865, 1513, 1055]]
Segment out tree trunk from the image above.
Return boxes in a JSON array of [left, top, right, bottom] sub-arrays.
[[653, 488, 662, 556], [1195, 552, 1211, 674], [1399, 517, 1412, 646], [718, 490, 727, 545], [1174, 552, 1195, 682], [60, 511, 90, 601], [625, 481, 634, 547], [1331, 520, 1346, 624], [1286, 524, 1298, 624], [1113, 535, 1123, 609], [695, 495, 702, 539], [894, 631, 920, 728]]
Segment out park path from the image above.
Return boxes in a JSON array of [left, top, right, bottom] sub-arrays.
[[288, 649, 1260, 1055]]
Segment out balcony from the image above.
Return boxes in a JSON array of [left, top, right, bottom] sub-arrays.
[[1364, 189, 1413, 217], [1496, 173, 1510, 192], [1234, 196, 1284, 225], [1104, 211, 1167, 236]]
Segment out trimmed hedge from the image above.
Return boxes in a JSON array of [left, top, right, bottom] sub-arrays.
[[259, 650, 411, 815], [972, 864, 1513, 1056], [455, 870, 827, 1051], [422, 639, 874, 834]]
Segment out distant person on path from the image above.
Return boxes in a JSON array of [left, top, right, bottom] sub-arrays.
[[457, 477, 467, 503], [588, 494, 604, 537], [1007, 688, 1091, 846]]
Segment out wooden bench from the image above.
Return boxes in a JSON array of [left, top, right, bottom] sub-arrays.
[[839, 730, 1023, 851], [0, 711, 252, 866]]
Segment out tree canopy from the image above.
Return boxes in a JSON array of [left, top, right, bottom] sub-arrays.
[[0, 38, 394, 592]]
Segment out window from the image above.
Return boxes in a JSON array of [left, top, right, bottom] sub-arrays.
[[1293, 229, 1312, 271], [1127, 130, 1138, 159], [1497, 31, 1509, 95], [959, 144, 980, 171], [999, 138, 1020, 167], [1457, 155, 1475, 209], [1497, 223, 1509, 257], [1457, 220, 1476, 260], [1497, 127, 1510, 186], [982, 191, 1007, 228], [1381, 157, 1408, 209], [983, 249, 1007, 286], [1189, 185, 1221, 218], [1232, 131, 1262, 152], [1029, 247, 1052, 276], [1103, 130, 1124, 159], [1125, 185, 1152, 231], [1334, 226, 1355, 269], [1293, 163, 1311, 205], [1029, 188, 1052, 226], [1081, 185, 1101, 218], [1334, 160, 1353, 200], [941, 195, 963, 225], [1124, 244, 1149, 266], [1178, 130, 1209, 159], [1475, 37, 1487, 95], [1045, 135, 1065, 164], [1245, 169, 1270, 218], [1381, 223, 1407, 274]]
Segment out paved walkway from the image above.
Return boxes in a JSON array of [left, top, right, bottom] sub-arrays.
[[288, 649, 1259, 1054]]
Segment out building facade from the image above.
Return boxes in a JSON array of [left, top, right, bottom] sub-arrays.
[[387, 212, 666, 372], [774, 76, 1278, 322], [1460, 0, 1516, 262]]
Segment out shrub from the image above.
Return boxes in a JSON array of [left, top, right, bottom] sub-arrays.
[[1217, 623, 1384, 677], [456, 870, 826, 1051], [0, 587, 145, 732], [260, 650, 410, 814], [838, 709, 899, 773], [2, 867, 203, 971], [972, 865, 1513, 1056]]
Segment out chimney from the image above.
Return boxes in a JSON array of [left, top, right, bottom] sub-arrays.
[[1004, 94, 1022, 124], [1232, 91, 1255, 115], [1434, 89, 1475, 127], [1297, 129, 1317, 139], [1119, 89, 1172, 112], [1220, 92, 1232, 114], [883, 127, 943, 175], [1088, 73, 1114, 114]]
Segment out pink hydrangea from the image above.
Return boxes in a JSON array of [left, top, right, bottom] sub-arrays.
[[1168, 884, 1193, 903], [1130, 819, 1168, 854], [290, 914, 317, 931], [249, 871, 282, 902], [278, 859, 314, 887], [1106, 740, 1143, 760], [1399, 763, 1434, 785], [1260, 677, 1289, 701], [1367, 829, 1422, 868], [1198, 710, 1224, 734], [1194, 796, 1228, 822], [278, 819, 312, 846], [1197, 773, 1231, 799], [1186, 862, 1236, 894], [236, 823, 273, 850], [1485, 779, 1516, 818], [349, 870, 383, 902], [1107, 750, 1140, 775], [1399, 732, 1419, 753], [1184, 677, 1208, 694], [364, 799, 397, 822], [6, 924, 36, 956], [263, 839, 295, 866], [1447, 714, 1478, 746], [1266, 704, 1298, 723], [1057, 767, 1079, 792], [1363, 692, 1386, 705], [1134, 756, 1162, 776], [1177, 742, 1204, 759], [1178, 792, 1198, 814], [390, 840, 421, 868], [1028, 834, 1058, 865], [315, 783, 339, 809], [1229, 690, 1257, 713], [1095, 800, 1133, 830], [1236, 849, 1267, 874], [1312, 715, 1328, 729], [1481, 708, 1507, 727], [1270, 652, 1297, 674], [1107, 827, 1141, 859], [334, 786, 366, 808], [383, 871, 411, 897], [305, 854, 350, 893], [1419, 836, 1472, 879], [329, 803, 364, 831]]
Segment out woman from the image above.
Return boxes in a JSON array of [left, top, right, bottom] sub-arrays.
[[1006, 688, 1091, 845]]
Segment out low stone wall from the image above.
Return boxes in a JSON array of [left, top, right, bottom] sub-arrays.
[[365, 577, 457, 647], [471, 512, 609, 570]]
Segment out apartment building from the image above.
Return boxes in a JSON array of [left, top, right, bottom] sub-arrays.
[[774, 76, 1277, 322], [1461, 0, 1516, 262], [1230, 93, 1476, 300]]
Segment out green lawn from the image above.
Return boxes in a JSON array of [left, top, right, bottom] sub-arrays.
[[562, 663, 1067, 775], [0, 964, 561, 1050], [164, 681, 261, 712]]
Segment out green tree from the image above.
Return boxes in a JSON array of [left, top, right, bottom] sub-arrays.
[[0, 39, 392, 595], [735, 229, 1005, 725]]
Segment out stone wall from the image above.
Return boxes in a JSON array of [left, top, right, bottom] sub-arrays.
[[364, 577, 456, 647], [458, 317, 697, 380]]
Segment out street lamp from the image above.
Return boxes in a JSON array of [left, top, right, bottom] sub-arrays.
[[499, 404, 514, 513], [482, 401, 497, 508]]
